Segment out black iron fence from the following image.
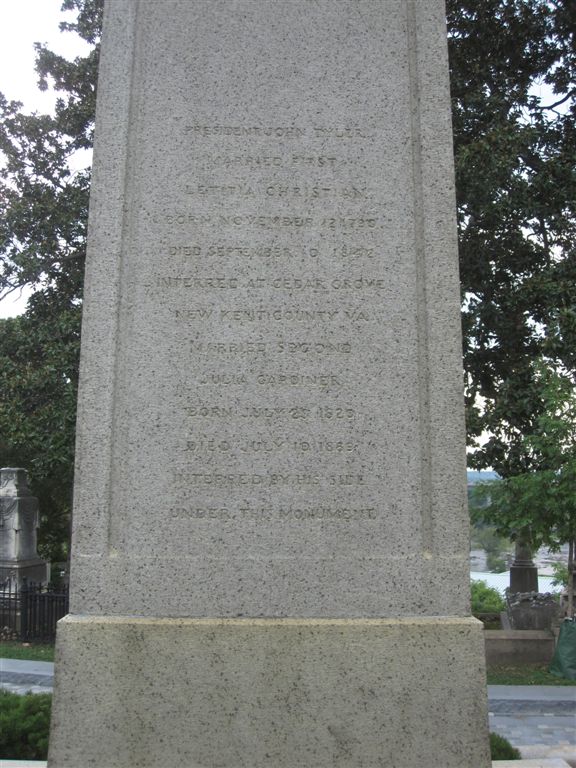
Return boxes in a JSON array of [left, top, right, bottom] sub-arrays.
[[0, 581, 69, 642]]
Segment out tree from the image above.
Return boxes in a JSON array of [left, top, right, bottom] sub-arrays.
[[0, 309, 79, 560], [473, 362, 576, 615], [0, 0, 574, 561], [0, 0, 102, 560], [448, 0, 576, 476]]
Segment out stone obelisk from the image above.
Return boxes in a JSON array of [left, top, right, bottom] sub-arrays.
[[48, 2, 491, 765]]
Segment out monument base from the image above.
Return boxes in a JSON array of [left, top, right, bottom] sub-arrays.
[[49, 615, 490, 768], [509, 565, 539, 594]]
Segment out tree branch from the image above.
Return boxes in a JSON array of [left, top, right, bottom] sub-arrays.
[[536, 91, 575, 111]]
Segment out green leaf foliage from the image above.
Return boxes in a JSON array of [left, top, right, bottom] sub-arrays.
[[489, 733, 521, 760], [0, 690, 51, 760], [473, 363, 576, 552], [0, 306, 80, 559], [471, 580, 506, 613], [448, 0, 576, 477]]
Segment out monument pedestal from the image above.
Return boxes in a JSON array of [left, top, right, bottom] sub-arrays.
[[49, 615, 490, 768], [510, 540, 539, 594]]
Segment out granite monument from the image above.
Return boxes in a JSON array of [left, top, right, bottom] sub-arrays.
[[49, 1, 491, 765]]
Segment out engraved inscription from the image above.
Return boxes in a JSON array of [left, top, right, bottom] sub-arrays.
[[183, 437, 359, 453], [169, 506, 378, 521], [151, 276, 384, 291], [162, 213, 378, 230], [183, 124, 374, 139], [180, 473, 365, 487], [173, 308, 370, 324], [192, 372, 342, 387], [167, 244, 375, 260], [187, 341, 353, 355], [183, 405, 356, 420], [146, 117, 388, 531], [184, 124, 307, 138], [203, 154, 340, 169], [186, 183, 370, 200]]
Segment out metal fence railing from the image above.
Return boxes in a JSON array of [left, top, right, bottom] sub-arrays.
[[0, 580, 69, 642]]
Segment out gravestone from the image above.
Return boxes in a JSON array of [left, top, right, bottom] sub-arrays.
[[0, 467, 48, 588], [48, 1, 491, 765]]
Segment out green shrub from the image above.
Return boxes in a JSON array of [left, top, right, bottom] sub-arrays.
[[490, 732, 521, 760], [486, 553, 508, 573], [0, 690, 51, 760], [471, 580, 506, 614], [551, 562, 569, 589]]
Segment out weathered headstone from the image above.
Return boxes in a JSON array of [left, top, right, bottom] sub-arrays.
[[0, 467, 48, 588], [49, 1, 491, 765]]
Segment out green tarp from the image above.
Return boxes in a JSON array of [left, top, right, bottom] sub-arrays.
[[549, 619, 576, 680]]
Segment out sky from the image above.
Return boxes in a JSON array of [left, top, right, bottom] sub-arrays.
[[0, 0, 90, 318]]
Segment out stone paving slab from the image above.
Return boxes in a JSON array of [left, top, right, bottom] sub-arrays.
[[1, 659, 54, 675], [490, 713, 575, 748], [489, 685, 576, 702], [493, 761, 571, 767], [488, 687, 575, 753], [490, 699, 576, 715], [519, 745, 576, 767]]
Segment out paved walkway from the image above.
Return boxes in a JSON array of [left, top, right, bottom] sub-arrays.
[[488, 685, 576, 765], [1, 660, 574, 763]]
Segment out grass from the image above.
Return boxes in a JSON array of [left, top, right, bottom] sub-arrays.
[[0, 641, 55, 662], [487, 663, 576, 686]]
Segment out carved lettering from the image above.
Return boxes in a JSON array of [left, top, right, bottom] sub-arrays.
[[185, 473, 322, 487], [199, 155, 341, 169], [162, 214, 379, 230], [154, 277, 382, 294], [180, 437, 362, 455], [264, 184, 368, 200], [185, 372, 340, 388], [167, 244, 374, 260], [312, 126, 374, 139], [183, 124, 373, 139], [218, 214, 314, 228], [179, 473, 365, 488], [185, 124, 306, 138], [184, 404, 355, 420], [254, 373, 340, 387], [154, 276, 238, 289], [190, 184, 256, 196], [187, 341, 352, 355], [170, 506, 378, 522]]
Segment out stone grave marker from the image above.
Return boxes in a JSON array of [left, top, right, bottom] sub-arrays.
[[0, 467, 49, 588], [48, 1, 491, 765]]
